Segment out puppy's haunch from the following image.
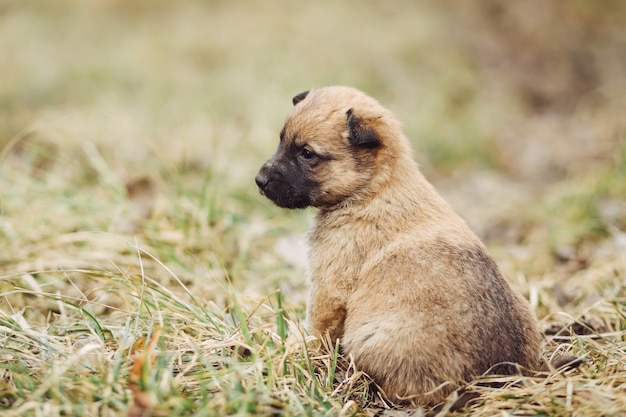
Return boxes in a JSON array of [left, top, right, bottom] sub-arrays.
[[256, 86, 542, 406]]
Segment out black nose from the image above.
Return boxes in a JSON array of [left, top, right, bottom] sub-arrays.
[[255, 173, 269, 189]]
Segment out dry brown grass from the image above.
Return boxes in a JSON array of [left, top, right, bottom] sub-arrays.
[[1, 1, 625, 416]]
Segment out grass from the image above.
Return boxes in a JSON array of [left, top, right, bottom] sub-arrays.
[[1, 1, 626, 416], [0, 266, 364, 416]]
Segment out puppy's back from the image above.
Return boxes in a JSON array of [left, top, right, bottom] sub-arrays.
[[340, 225, 541, 404]]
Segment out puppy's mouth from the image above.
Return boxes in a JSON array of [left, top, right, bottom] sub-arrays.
[[262, 187, 311, 209]]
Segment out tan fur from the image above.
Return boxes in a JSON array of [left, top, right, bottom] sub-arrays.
[[257, 86, 542, 406]]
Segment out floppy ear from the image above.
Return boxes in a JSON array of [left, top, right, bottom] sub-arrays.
[[347, 109, 381, 148], [292, 91, 309, 105]]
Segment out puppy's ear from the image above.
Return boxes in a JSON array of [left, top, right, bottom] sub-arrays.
[[347, 109, 381, 148], [292, 91, 309, 106]]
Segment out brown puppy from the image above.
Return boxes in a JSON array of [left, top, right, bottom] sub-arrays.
[[255, 86, 542, 405]]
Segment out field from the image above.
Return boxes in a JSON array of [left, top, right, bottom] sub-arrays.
[[1, 1, 626, 416]]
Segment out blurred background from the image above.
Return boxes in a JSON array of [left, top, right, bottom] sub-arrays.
[[2, 4, 626, 414], [1, 0, 626, 310]]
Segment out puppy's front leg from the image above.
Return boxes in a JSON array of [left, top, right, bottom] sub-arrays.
[[306, 284, 347, 343]]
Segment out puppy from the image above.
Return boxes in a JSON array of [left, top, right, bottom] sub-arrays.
[[255, 86, 542, 405]]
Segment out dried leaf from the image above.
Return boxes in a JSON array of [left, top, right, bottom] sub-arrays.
[[126, 177, 158, 219], [126, 328, 162, 417], [116, 176, 158, 233]]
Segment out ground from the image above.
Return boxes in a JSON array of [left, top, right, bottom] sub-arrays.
[[1, 1, 626, 416]]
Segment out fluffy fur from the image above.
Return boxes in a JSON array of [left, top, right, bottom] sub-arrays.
[[256, 86, 542, 405]]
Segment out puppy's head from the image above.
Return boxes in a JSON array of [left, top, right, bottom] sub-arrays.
[[255, 86, 406, 209]]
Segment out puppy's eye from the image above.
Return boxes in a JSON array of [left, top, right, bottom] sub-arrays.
[[300, 148, 316, 160]]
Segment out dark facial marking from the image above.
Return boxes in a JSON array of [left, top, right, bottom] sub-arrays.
[[255, 141, 320, 209]]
